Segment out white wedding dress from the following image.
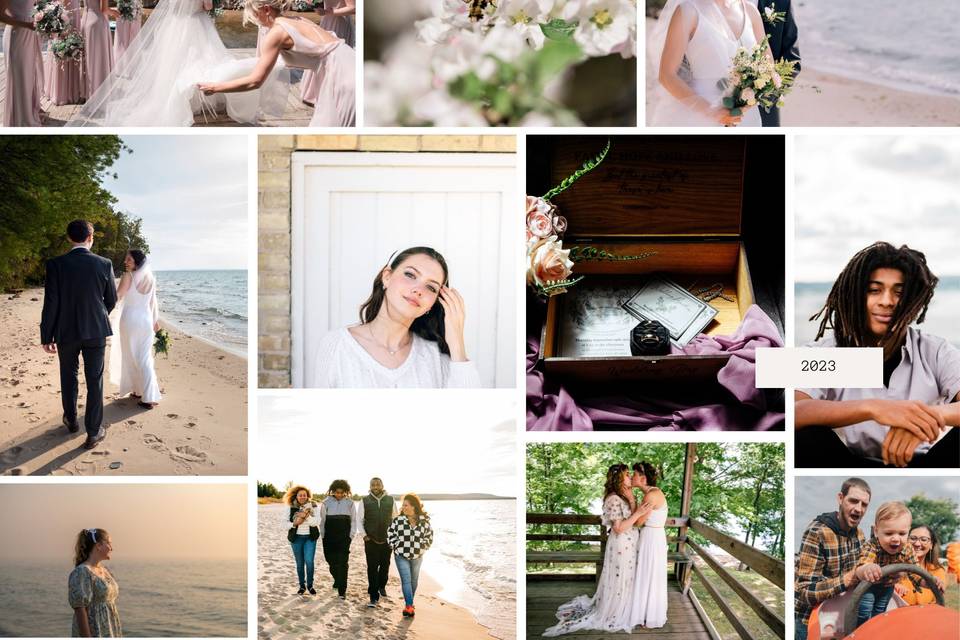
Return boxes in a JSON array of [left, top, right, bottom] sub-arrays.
[[648, 0, 762, 127], [112, 265, 162, 404], [630, 501, 669, 628], [67, 0, 288, 126], [543, 495, 639, 636]]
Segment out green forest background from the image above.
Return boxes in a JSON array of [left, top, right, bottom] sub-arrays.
[[0, 136, 149, 291]]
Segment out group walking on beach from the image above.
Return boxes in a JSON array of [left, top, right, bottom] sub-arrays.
[[282, 478, 434, 617], [543, 461, 670, 636], [40, 219, 163, 451]]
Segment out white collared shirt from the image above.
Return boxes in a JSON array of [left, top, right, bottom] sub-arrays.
[[800, 327, 960, 460]]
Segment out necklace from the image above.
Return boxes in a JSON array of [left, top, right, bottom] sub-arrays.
[[367, 325, 409, 356]]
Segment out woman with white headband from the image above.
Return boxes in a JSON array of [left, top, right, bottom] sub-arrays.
[[68, 528, 122, 637]]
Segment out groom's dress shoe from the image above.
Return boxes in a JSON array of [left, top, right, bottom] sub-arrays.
[[63, 416, 80, 433], [83, 428, 106, 450]]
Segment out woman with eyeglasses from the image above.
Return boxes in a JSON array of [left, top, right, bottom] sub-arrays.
[[899, 524, 947, 605], [68, 528, 122, 637], [311, 247, 480, 389]]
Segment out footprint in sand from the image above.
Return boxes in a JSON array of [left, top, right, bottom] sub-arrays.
[[143, 434, 167, 452], [74, 460, 97, 475], [172, 445, 207, 463], [0, 445, 24, 464], [166, 413, 179, 419]]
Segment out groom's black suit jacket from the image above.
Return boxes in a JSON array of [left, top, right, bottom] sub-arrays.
[[40, 247, 117, 345], [757, 0, 801, 127]]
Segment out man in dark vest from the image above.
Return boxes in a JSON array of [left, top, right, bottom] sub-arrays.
[[758, 0, 801, 127], [356, 477, 397, 608], [40, 219, 118, 450]]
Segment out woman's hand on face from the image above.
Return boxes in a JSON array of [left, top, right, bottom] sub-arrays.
[[437, 286, 467, 361]]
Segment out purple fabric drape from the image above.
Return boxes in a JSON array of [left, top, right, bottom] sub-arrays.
[[527, 300, 785, 431]]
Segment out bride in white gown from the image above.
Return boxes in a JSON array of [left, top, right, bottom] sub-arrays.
[[648, 0, 770, 127], [629, 462, 669, 629], [67, 0, 289, 126], [543, 464, 651, 636], [111, 250, 162, 408]]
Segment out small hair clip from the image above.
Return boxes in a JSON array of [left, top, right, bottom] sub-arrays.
[[87, 529, 98, 543]]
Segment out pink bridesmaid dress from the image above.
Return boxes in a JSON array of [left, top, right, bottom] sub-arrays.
[[2, 0, 45, 126], [80, 0, 113, 98], [299, 0, 353, 105], [112, 10, 141, 63], [43, 0, 83, 105], [276, 17, 354, 126]]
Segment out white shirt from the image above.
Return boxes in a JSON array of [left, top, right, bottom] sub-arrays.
[[281, 502, 321, 536], [800, 327, 960, 460], [312, 327, 482, 389]]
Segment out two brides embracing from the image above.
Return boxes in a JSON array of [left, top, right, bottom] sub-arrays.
[[67, 0, 355, 127], [544, 462, 669, 636], [40, 220, 162, 450], [648, 0, 800, 127]]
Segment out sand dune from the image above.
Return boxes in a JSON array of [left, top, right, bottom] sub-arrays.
[[0, 288, 247, 476], [258, 506, 497, 640]]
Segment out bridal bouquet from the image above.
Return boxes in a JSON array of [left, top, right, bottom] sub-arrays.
[[291, 0, 321, 10], [526, 139, 655, 298], [366, 0, 637, 126], [153, 328, 170, 357], [50, 29, 84, 62], [720, 36, 797, 115], [32, 0, 69, 35], [116, 0, 142, 21]]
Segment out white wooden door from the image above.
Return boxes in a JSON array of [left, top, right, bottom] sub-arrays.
[[290, 152, 517, 388]]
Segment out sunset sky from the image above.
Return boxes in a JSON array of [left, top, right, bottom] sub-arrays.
[[0, 484, 246, 561], [257, 391, 517, 497]]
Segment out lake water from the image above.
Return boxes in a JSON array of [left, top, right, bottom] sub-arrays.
[[0, 558, 246, 637], [795, 0, 960, 97], [795, 277, 960, 347], [154, 270, 247, 357]]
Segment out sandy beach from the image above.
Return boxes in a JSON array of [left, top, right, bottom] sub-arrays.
[[644, 18, 960, 127], [0, 287, 247, 476], [258, 504, 498, 640]]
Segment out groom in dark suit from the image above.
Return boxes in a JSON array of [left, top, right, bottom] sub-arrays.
[[40, 220, 118, 449], [758, 0, 800, 127]]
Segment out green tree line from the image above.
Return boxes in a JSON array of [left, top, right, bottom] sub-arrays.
[[0, 136, 149, 291], [526, 442, 786, 559]]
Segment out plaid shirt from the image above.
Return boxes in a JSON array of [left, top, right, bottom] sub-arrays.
[[858, 538, 923, 588], [795, 516, 864, 625]]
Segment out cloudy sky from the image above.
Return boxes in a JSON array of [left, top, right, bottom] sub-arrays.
[[0, 485, 246, 561], [795, 135, 960, 282], [258, 391, 516, 497], [794, 475, 960, 548], [104, 136, 248, 272]]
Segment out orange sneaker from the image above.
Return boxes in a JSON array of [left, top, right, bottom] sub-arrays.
[[403, 605, 415, 617]]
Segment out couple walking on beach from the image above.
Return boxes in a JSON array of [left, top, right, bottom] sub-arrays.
[[544, 462, 670, 636], [40, 219, 162, 451], [283, 477, 434, 617]]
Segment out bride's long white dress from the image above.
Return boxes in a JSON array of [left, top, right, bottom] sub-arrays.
[[630, 502, 669, 628], [543, 495, 639, 636], [649, 0, 761, 127], [67, 0, 288, 126], [118, 268, 161, 404]]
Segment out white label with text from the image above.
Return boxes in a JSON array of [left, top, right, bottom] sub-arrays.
[[755, 347, 883, 389]]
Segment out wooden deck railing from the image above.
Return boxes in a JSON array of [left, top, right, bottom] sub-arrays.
[[526, 513, 785, 640]]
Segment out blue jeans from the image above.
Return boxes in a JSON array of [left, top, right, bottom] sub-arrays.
[[856, 584, 894, 627], [290, 535, 317, 588], [394, 554, 423, 607], [794, 616, 808, 640]]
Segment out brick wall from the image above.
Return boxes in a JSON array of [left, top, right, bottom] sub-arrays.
[[256, 134, 516, 388]]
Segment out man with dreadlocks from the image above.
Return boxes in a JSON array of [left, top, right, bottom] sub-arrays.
[[795, 242, 960, 468]]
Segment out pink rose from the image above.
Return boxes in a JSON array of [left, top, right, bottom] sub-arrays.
[[527, 235, 573, 294], [35, 11, 43, 21], [773, 72, 782, 89], [525, 195, 555, 239], [552, 214, 567, 234]]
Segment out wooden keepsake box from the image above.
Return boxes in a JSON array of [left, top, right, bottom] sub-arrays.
[[539, 136, 757, 383]]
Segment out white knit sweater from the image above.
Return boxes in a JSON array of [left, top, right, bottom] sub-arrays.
[[312, 327, 482, 388]]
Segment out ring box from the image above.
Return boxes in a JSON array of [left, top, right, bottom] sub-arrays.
[[537, 136, 758, 383]]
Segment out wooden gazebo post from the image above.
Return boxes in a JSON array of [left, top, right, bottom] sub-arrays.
[[677, 443, 696, 592]]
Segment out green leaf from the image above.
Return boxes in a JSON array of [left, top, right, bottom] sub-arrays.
[[492, 88, 514, 118], [447, 71, 487, 102], [540, 18, 577, 42], [541, 138, 611, 201], [529, 38, 583, 88], [722, 96, 734, 109], [729, 107, 742, 116]]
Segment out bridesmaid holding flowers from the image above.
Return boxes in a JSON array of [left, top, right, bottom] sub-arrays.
[[0, 0, 44, 126], [43, 0, 84, 105], [80, 0, 116, 97]]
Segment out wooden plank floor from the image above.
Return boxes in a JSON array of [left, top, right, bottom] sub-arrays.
[[528, 579, 712, 639], [0, 50, 311, 127]]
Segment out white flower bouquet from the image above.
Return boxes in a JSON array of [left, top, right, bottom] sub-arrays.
[[51, 29, 84, 62], [116, 0, 142, 22], [720, 35, 797, 116], [32, 0, 69, 35]]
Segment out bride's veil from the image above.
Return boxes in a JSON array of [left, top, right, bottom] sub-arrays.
[[67, 0, 288, 126]]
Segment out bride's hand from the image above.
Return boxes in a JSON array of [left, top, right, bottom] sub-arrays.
[[437, 286, 467, 362], [153, 322, 160, 333], [709, 107, 742, 127], [197, 83, 220, 96]]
